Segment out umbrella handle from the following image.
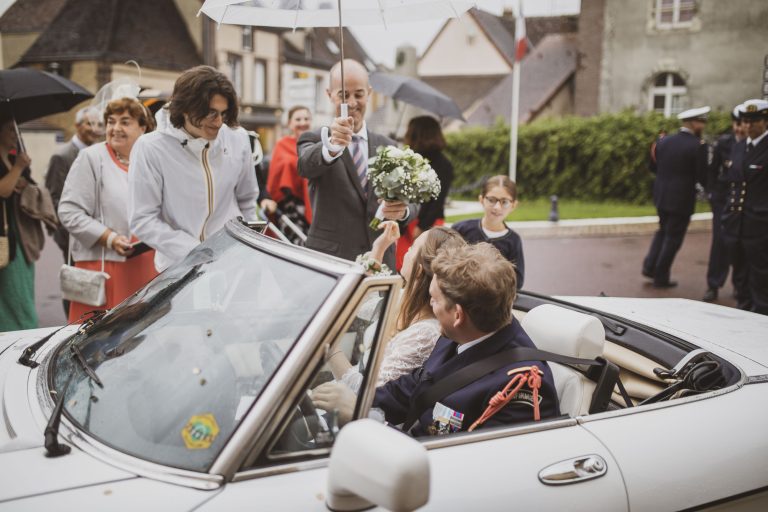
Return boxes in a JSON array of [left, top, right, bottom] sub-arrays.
[[319, 103, 349, 154], [12, 118, 27, 154]]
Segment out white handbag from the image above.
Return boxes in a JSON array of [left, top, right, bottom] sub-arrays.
[[59, 164, 110, 307], [59, 261, 109, 307]]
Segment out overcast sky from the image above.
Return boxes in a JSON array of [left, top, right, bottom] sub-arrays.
[[350, 0, 580, 68]]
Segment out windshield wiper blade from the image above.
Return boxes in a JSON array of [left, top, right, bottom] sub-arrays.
[[70, 345, 103, 388], [18, 310, 107, 368], [45, 373, 74, 457]]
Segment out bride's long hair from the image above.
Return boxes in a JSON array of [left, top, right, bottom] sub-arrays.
[[397, 226, 465, 331]]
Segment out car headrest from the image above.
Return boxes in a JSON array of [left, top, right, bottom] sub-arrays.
[[521, 304, 605, 360]]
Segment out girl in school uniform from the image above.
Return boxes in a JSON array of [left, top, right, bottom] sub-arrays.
[[452, 175, 525, 289]]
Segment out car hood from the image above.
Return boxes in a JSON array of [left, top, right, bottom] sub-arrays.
[[0, 446, 138, 503], [564, 297, 768, 374]]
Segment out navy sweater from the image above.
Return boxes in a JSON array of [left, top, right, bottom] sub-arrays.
[[452, 219, 525, 290]]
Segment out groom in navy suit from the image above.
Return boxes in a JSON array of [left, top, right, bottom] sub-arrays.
[[374, 243, 559, 436]]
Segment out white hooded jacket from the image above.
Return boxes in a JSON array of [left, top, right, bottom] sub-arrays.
[[129, 109, 259, 271]]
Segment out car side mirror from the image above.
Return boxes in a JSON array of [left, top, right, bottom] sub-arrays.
[[326, 419, 430, 512]]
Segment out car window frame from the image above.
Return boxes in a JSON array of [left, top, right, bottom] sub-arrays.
[[225, 276, 401, 482]]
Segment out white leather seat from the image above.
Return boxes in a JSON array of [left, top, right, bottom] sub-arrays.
[[521, 304, 606, 417]]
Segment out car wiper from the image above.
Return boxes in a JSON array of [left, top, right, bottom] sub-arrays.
[[44, 342, 107, 457], [70, 345, 103, 388], [45, 372, 74, 457], [18, 310, 107, 368]]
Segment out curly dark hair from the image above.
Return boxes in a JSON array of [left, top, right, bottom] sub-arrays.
[[168, 66, 239, 129]]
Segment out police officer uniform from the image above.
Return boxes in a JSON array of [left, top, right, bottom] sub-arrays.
[[703, 105, 750, 303], [722, 99, 768, 315], [642, 106, 709, 287]]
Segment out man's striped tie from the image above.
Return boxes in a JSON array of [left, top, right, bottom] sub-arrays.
[[351, 135, 368, 191]]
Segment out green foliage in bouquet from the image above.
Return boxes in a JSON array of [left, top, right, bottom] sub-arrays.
[[444, 110, 732, 203], [368, 146, 441, 203]]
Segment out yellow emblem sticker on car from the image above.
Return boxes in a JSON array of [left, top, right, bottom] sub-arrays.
[[182, 414, 220, 450]]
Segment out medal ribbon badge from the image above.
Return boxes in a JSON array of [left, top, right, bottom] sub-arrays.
[[430, 402, 465, 435]]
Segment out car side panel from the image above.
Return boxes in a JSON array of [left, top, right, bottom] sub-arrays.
[[199, 468, 330, 511], [207, 425, 627, 511], [0, 478, 218, 511], [582, 385, 768, 511], [421, 425, 628, 511]]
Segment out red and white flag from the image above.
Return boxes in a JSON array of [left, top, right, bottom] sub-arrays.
[[514, 5, 527, 62]]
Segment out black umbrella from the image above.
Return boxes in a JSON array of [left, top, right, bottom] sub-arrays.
[[0, 68, 93, 151], [370, 71, 465, 121]]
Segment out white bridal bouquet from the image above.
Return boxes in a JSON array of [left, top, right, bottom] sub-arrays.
[[367, 145, 441, 229]]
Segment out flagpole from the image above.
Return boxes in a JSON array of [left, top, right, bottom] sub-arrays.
[[508, 0, 523, 182], [509, 62, 520, 181]]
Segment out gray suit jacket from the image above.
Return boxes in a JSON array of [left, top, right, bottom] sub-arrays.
[[298, 128, 415, 269], [45, 140, 80, 251]]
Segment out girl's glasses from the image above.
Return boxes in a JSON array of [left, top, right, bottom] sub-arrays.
[[483, 196, 513, 208]]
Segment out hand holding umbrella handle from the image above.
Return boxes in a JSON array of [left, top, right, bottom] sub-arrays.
[[321, 101, 350, 155]]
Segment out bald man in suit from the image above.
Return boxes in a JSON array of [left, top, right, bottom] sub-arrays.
[[298, 59, 415, 269]]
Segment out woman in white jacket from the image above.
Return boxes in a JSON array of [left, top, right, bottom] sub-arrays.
[[129, 66, 259, 272]]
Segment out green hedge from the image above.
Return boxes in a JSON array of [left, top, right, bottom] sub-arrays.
[[444, 110, 731, 203]]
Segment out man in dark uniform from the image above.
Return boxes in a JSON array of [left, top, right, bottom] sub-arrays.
[[642, 106, 709, 288], [722, 99, 768, 315], [703, 106, 749, 303], [373, 243, 558, 436]]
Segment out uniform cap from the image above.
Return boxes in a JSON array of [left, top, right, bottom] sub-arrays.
[[677, 106, 710, 121], [731, 104, 742, 121], [738, 99, 768, 119]]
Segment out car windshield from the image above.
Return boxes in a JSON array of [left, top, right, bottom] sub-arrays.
[[49, 230, 337, 472]]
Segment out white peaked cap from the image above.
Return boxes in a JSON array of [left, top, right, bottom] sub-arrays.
[[677, 106, 711, 121]]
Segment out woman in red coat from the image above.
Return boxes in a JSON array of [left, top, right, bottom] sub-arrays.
[[267, 106, 313, 225]]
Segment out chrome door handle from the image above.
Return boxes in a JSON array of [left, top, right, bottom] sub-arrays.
[[538, 455, 607, 486]]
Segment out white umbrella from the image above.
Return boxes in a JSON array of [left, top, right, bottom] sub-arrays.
[[199, 0, 476, 118], [200, 0, 475, 28]]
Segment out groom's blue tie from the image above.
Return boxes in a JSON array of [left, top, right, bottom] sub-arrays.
[[350, 135, 368, 191]]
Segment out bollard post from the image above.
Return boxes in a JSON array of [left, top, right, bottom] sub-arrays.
[[549, 195, 559, 222]]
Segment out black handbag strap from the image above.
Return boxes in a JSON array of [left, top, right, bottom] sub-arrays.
[[402, 347, 605, 433]]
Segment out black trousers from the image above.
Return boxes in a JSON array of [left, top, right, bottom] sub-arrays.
[[643, 210, 690, 285], [706, 196, 729, 288], [725, 235, 768, 315], [706, 196, 750, 298]]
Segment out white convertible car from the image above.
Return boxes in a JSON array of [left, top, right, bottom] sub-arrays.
[[1, 220, 767, 511]]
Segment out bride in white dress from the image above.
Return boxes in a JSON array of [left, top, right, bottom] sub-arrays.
[[327, 225, 466, 391]]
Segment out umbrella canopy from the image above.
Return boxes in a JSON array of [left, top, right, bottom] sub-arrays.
[[370, 71, 465, 120], [200, 0, 476, 28], [0, 68, 93, 124]]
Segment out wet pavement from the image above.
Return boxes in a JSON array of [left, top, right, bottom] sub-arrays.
[[31, 219, 737, 329]]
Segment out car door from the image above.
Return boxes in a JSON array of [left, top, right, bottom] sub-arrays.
[[420, 421, 628, 511]]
